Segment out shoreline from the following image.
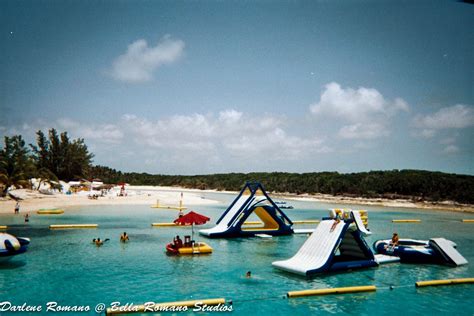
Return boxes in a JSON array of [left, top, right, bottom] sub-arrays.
[[270, 192, 474, 213], [0, 185, 473, 215]]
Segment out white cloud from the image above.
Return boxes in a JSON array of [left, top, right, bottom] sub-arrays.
[[309, 82, 408, 140], [338, 123, 389, 139], [56, 119, 124, 144], [110, 35, 185, 83], [443, 145, 459, 154], [413, 104, 474, 130], [121, 110, 329, 160], [310, 82, 409, 122]]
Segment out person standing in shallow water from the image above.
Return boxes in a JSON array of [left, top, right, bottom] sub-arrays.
[[120, 232, 129, 243], [14, 201, 20, 214]]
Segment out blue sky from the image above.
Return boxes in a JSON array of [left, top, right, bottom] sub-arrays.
[[1, 1, 473, 175]]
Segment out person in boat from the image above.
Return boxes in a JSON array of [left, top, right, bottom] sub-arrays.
[[120, 232, 129, 243], [24, 213, 29, 223], [173, 235, 183, 249]]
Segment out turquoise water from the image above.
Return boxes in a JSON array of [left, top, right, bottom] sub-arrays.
[[1, 193, 473, 315]]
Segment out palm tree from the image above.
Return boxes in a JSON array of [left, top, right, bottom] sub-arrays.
[[0, 135, 35, 196]]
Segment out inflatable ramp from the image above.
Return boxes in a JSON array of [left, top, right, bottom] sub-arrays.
[[199, 182, 293, 238], [272, 213, 377, 276], [351, 211, 371, 236], [429, 238, 468, 266]]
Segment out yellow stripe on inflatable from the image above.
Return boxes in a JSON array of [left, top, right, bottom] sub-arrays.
[[462, 219, 474, 223], [50, 224, 98, 229], [0, 226, 7, 230], [392, 219, 421, 223], [287, 285, 376, 298], [242, 221, 263, 226], [105, 298, 226, 315], [415, 278, 474, 287]]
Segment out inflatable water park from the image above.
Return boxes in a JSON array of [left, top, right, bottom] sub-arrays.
[[199, 181, 294, 238], [0, 233, 30, 262]]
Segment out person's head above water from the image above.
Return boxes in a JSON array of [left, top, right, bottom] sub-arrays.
[[246, 271, 251, 278]]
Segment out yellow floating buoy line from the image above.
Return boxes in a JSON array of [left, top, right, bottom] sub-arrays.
[[151, 223, 177, 227], [287, 285, 377, 298], [415, 278, 474, 288], [105, 298, 229, 315], [50, 224, 98, 229], [292, 220, 321, 224], [392, 219, 421, 223], [462, 219, 474, 223], [37, 209, 64, 215], [0, 225, 7, 230]]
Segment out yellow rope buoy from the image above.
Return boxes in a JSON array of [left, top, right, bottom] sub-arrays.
[[415, 278, 474, 287], [462, 219, 474, 223], [392, 219, 421, 223], [0, 225, 7, 230], [287, 285, 376, 298], [292, 220, 320, 224], [50, 224, 98, 229], [151, 223, 177, 227], [37, 209, 64, 214]]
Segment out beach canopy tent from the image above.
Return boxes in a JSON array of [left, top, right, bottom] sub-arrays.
[[272, 210, 377, 276], [199, 181, 294, 238]]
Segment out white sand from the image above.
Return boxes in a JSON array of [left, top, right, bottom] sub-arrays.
[[1, 185, 472, 214], [0, 186, 219, 214]]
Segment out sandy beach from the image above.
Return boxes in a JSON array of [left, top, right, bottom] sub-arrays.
[[0, 186, 220, 215], [1, 185, 473, 215]]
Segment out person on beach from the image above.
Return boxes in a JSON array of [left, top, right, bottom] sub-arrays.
[[120, 232, 129, 243], [14, 202, 20, 214]]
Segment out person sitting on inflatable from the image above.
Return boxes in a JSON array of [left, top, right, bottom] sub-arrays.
[[173, 235, 183, 249]]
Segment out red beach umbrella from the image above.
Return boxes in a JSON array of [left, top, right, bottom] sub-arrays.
[[174, 211, 210, 240]]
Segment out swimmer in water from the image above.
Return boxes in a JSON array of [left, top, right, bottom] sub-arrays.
[[120, 232, 129, 243]]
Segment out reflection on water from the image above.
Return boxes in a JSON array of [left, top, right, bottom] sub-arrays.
[[0, 202, 473, 315]]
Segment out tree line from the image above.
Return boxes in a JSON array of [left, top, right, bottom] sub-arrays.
[[0, 129, 93, 195], [89, 166, 474, 204], [1, 130, 473, 203]]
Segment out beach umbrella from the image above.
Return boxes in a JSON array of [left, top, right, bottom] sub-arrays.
[[174, 211, 210, 241]]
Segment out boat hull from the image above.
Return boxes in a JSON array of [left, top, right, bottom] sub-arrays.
[[166, 242, 213, 255]]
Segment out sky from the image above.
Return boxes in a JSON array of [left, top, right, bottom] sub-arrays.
[[1, 0, 473, 175]]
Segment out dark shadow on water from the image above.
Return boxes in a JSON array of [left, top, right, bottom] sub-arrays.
[[0, 259, 27, 269]]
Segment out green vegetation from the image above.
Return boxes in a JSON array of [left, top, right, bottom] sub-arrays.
[[1, 130, 473, 204], [0, 129, 93, 195], [89, 166, 474, 204]]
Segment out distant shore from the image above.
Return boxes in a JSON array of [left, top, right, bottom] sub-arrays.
[[0, 185, 473, 215], [272, 192, 474, 213]]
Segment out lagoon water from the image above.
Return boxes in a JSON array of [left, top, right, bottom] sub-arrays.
[[1, 193, 473, 315]]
